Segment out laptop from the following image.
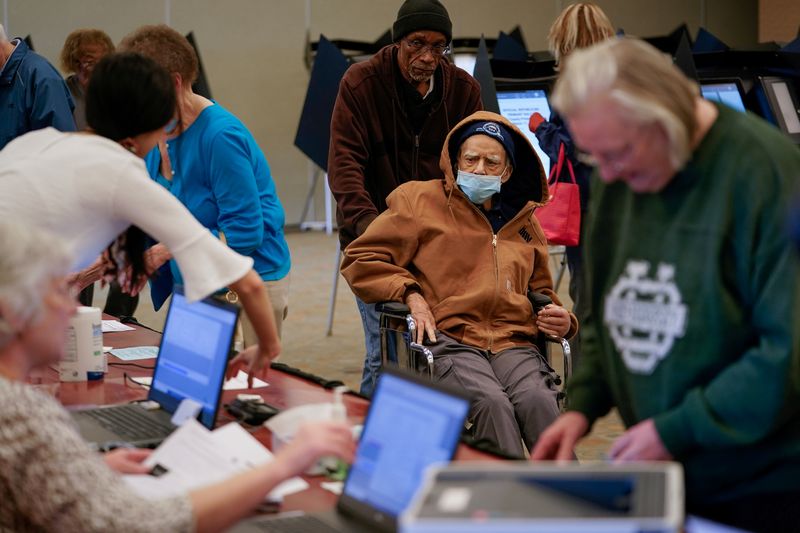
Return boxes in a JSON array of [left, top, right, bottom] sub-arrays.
[[231, 368, 471, 533], [401, 462, 684, 532], [71, 287, 239, 450]]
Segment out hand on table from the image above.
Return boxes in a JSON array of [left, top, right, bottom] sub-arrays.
[[227, 341, 282, 388], [530, 411, 589, 461], [103, 447, 153, 474], [608, 418, 673, 462], [272, 421, 356, 479], [536, 304, 571, 337], [405, 292, 437, 345]]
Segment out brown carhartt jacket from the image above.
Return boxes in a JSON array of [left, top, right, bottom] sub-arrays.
[[341, 111, 578, 353]]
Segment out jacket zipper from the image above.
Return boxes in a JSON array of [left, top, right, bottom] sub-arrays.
[[413, 135, 420, 180], [461, 199, 502, 352], [488, 233, 499, 352], [456, 194, 537, 353]]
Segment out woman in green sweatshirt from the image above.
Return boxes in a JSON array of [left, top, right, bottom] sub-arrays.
[[532, 37, 800, 532]]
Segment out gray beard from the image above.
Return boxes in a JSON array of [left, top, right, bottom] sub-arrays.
[[409, 72, 433, 84]]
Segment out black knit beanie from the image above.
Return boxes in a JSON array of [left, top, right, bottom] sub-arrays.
[[392, 0, 453, 43]]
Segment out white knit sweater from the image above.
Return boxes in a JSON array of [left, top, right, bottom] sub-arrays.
[[0, 376, 193, 532]]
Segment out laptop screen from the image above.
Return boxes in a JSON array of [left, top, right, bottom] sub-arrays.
[[497, 88, 552, 177], [701, 82, 746, 112], [149, 290, 238, 428], [340, 370, 470, 523]]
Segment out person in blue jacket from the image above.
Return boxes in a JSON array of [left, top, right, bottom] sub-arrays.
[[529, 3, 615, 370], [120, 25, 291, 343], [0, 24, 75, 150]]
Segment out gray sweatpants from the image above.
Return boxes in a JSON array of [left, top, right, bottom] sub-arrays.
[[429, 333, 561, 458]]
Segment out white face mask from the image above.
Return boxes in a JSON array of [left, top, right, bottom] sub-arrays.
[[456, 168, 506, 204]]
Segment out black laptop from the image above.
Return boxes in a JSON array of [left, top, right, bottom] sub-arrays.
[[71, 287, 239, 449], [231, 368, 472, 533]]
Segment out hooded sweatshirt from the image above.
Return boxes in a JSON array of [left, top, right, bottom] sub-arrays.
[[341, 111, 578, 353], [328, 44, 482, 249]]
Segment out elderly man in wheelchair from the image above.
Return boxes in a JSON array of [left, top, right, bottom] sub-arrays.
[[341, 112, 578, 457]]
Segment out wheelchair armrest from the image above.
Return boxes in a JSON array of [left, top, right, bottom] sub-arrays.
[[527, 290, 553, 314], [543, 334, 572, 381], [376, 301, 411, 316]]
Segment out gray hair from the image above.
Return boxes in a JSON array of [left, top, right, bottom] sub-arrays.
[[0, 222, 72, 348], [552, 37, 699, 171]]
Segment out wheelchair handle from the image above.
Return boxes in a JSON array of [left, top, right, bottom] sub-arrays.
[[406, 314, 416, 333], [409, 341, 435, 379]]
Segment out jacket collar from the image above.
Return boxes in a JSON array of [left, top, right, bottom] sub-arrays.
[[0, 39, 27, 87], [441, 111, 549, 212]]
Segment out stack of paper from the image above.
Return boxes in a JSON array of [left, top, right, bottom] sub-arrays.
[[101, 320, 136, 333], [123, 419, 308, 501]]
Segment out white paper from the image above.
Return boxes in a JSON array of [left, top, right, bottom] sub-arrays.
[[171, 398, 203, 426], [130, 376, 152, 387], [101, 320, 135, 333], [110, 346, 159, 361], [123, 419, 308, 501], [129, 371, 267, 391], [223, 370, 269, 390], [103, 346, 113, 353], [321, 481, 343, 495]]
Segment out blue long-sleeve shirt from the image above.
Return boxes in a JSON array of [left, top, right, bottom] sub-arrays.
[[0, 39, 75, 150], [145, 103, 290, 296]]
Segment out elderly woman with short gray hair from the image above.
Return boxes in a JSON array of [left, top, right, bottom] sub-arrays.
[[532, 37, 800, 532], [0, 222, 354, 532]]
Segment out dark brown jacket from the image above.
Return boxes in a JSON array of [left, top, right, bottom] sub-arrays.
[[341, 112, 578, 353], [328, 44, 482, 249]]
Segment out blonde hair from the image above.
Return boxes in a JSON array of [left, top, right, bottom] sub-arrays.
[[59, 28, 114, 73], [553, 37, 699, 171], [548, 2, 615, 65]]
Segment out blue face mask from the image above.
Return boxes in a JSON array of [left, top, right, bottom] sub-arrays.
[[456, 169, 504, 204]]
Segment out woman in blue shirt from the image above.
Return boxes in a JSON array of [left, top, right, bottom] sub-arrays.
[[121, 25, 292, 343]]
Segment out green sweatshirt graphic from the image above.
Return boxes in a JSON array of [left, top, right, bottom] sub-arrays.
[[569, 104, 800, 505]]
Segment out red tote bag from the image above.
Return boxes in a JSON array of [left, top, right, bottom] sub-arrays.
[[535, 143, 581, 247]]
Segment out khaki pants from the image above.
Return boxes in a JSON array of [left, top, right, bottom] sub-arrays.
[[235, 274, 290, 348]]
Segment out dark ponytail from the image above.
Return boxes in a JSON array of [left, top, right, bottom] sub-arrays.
[[86, 52, 175, 141]]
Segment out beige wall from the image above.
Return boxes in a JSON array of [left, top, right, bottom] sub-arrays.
[[759, 0, 800, 43], [4, 0, 757, 224]]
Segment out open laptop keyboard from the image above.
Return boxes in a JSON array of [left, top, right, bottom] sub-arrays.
[[249, 515, 342, 532], [83, 405, 174, 441]]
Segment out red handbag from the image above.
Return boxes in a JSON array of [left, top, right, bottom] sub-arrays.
[[535, 143, 581, 246]]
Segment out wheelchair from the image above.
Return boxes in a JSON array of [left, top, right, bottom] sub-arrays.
[[376, 291, 572, 394]]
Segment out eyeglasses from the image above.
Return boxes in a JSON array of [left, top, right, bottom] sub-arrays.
[[576, 124, 656, 171], [404, 39, 450, 57]]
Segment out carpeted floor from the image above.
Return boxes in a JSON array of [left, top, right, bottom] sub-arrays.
[[95, 230, 623, 461]]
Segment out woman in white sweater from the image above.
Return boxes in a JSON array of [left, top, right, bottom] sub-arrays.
[[0, 52, 276, 383], [0, 221, 356, 532]]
